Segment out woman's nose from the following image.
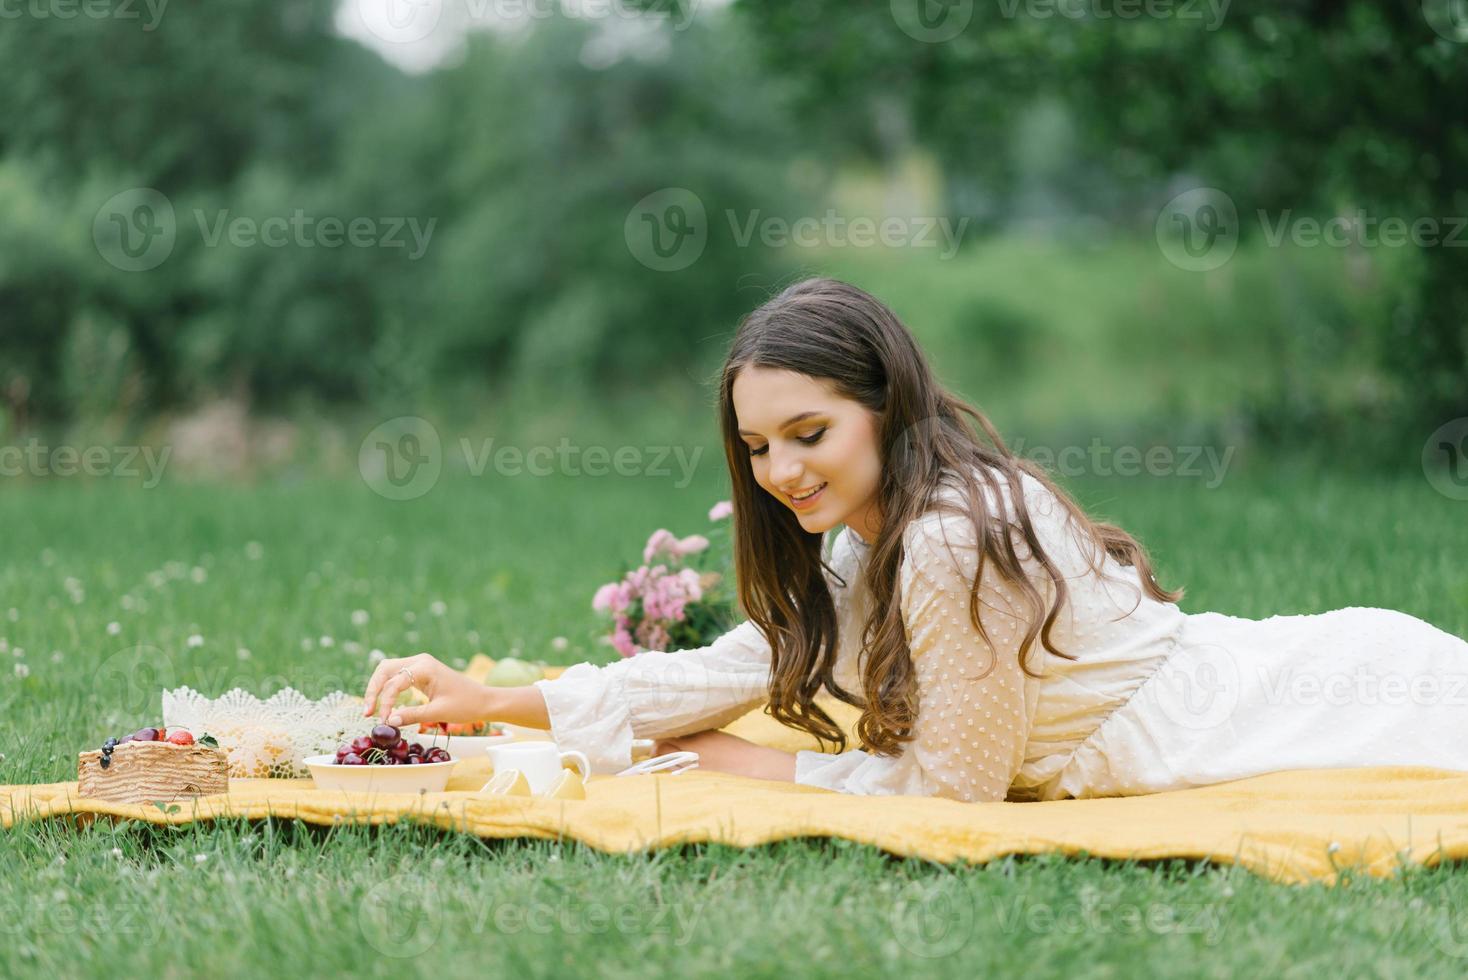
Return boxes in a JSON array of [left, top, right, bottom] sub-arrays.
[[768, 447, 803, 489]]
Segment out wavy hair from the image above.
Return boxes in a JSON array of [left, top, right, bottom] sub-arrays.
[[716, 277, 1185, 756]]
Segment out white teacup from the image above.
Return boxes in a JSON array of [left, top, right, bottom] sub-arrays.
[[487, 741, 591, 795]]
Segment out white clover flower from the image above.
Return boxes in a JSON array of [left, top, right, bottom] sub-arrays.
[[194, 853, 208, 864], [110, 848, 123, 858], [191, 567, 207, 583], [186, 634, 204, 648], [351, 609, 370, 627], [14, 663, 29, 679], [551, 636, 569, 652], [319, 635, 335, 648], [403, 610, 416, 623], [405, 631, 419, 644], [50, 651, 63, 663], [6, 608, 16, 622], [11, 648, 21, 659], [106, 622, 122, 636], [301, 637, 314, 652], [237, 648, 252, 661], [430, 600, 447, 617], [342, 641, 362, 655], [245, 541, 264, 560], [121, 595, 135, 610], [368, 649, 386, 664]]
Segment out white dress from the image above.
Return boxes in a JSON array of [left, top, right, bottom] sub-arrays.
[[536, 465, 1468, 802]]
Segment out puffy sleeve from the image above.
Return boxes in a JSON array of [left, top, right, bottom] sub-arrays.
[[534, 528, 863, 774], [792, 490, 1044, 802]]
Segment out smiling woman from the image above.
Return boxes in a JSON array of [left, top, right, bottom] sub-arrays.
[[363, 277, 1468, 805]]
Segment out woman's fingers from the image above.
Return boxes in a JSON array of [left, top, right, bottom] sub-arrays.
[[362, 658, 408, 717], [387, 702, 431, 727], [371, 671, 420, 722]]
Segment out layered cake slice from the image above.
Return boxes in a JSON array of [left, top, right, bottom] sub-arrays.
[[77, 727, 229, 805]]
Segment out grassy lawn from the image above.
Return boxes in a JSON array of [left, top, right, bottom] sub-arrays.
[[3, 453, 1468, 977]]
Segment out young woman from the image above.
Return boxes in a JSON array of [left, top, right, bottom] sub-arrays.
[[360, 277, 1468, 802]]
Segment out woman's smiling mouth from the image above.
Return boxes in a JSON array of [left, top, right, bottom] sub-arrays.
[[787, 483, 827, 509]]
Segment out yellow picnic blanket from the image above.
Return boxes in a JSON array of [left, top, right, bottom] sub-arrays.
[[7, 656, 1468, 886]]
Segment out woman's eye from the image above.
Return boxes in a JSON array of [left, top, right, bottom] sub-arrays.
[[747, 427, 825, 458]]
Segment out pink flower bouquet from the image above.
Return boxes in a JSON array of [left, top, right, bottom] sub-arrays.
[[592, 500, 737, 656]]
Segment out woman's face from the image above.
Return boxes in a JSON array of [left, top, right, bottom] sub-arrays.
[[732, 366, 883, 541]]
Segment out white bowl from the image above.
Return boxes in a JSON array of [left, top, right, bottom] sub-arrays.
[[303, 754, 457, 793]]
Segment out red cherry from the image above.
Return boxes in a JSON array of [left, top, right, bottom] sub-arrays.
[[341, 753, 366, 766], [350, 736, 373, 754]]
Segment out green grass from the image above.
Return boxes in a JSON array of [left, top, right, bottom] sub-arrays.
[[2, 456, 1467, 978]]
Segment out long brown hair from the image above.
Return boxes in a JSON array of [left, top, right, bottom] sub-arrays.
[[716, 277, 1184, 756]]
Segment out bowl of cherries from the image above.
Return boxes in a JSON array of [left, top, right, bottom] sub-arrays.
[[303, 724, 456, 793]]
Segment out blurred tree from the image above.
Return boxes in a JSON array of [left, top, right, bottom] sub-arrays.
[[735, 0, 1468, 440]]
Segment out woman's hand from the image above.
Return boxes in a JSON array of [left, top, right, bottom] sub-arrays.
[[652, 731, 796, 782], [361, 653, 494, 728]]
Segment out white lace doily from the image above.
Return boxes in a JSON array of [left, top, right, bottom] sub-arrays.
[[162, 686, 366, 778]]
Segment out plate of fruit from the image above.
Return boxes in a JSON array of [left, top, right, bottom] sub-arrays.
[[304, 725, 456, 793], [406, 720, 515, 755]]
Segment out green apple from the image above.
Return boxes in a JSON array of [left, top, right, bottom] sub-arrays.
[[485, 657, 546, 687]]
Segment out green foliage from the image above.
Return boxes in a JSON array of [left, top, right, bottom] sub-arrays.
[[0, 5, 807, 421]]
